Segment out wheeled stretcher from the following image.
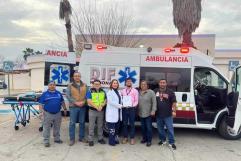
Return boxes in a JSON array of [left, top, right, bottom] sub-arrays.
[[2, 100, 42, 131]]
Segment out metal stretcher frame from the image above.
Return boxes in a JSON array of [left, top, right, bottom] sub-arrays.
[[2, 101, 41, 130]]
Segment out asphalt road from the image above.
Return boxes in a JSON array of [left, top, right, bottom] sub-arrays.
[[0, 112, 241, 161]]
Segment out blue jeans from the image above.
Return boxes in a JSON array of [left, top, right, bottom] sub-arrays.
[[107, 122, 120, 146], [156, 116, 175, 144], [140, 116, 152, 143], [122, 107, 135, 139], [69, 107, 86, 141]]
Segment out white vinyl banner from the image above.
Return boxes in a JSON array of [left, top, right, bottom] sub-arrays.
[[44, 50, 76, 64], [87, 65, 139, 88], [141, 55, 192, 67]]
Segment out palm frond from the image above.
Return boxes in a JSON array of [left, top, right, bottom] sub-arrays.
[[59, 0, 72, 20], [172, 0, 202, 36]]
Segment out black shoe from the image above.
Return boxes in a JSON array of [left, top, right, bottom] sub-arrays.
[[115, 140, 120, 144], [79, 138, 88, 143], [169, 144, 177, 150], [140, 140, 146, 144], [89, 141, 94, 146], [146, 142, 152, 147], [54, 140, 63, 144], [98, 139, 106, 144], [109, 143, 116, 146], [158, 140, 167, 146], [44, 143, 50, 147]]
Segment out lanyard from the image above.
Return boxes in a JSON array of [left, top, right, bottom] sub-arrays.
[[126, 88, 132, 96]]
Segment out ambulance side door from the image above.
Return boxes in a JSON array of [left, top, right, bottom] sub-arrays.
[[228, 66, 241, 134]]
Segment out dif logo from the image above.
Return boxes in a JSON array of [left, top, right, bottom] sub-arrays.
[[90, 67, 116, 85]]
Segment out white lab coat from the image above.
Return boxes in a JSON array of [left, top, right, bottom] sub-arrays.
[[106, 89, 122, 123]]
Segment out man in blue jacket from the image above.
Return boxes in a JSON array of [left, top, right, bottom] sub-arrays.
[[39, 81, 67, 147]]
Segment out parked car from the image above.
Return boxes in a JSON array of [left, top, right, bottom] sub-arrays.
[[0, 80, 7, 89]]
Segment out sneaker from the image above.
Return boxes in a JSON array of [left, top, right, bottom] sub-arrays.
[[89, 141, 94, 146], [44, 143, 50, 147], [54, 140, 63, 144], [146, 142, 152, 147], [69, 140, 75, 146], [122, 138, 128, 144], [130, 139, 135, 145], [169, 144, 177, 150], [140, 140, 146, 144], [158, 140, 167, 146], [98, 139, 106, 144]]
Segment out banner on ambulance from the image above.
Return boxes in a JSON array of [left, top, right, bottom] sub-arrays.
[[141, 55, 192, 66], [44, 50, 76, 64], [88, 66, 139, 88]]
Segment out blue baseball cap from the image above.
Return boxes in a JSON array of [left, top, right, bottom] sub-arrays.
[[48, 80, 56, 85]]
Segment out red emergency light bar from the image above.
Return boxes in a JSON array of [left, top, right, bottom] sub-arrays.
[[164, 48, 175, 53], [96, 44, 107, 50], [180, 47, 189, 54]]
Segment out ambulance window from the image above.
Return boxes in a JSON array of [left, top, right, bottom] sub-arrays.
[[194, 68, 227, 89], [140, 67, 191, 92]]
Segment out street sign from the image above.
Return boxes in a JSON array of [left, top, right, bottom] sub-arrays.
[[229, 60, 240, 71], [3, 61, 14, 72]]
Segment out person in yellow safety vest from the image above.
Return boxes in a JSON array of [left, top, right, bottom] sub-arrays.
[[86, 79, 107, 146]]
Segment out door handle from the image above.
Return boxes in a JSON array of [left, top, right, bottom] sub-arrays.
[[182, 94, 187, 102]]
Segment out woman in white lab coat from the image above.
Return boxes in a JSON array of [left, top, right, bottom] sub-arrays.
[[106, 79, 122, 146]]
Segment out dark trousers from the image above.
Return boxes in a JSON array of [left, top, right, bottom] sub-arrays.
[[140, 116, 152, 143], [122, 107, 135, 139], [107, 121, 120, 146]]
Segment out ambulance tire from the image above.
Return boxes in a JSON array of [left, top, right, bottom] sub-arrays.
[[218, 116, 241, 140]]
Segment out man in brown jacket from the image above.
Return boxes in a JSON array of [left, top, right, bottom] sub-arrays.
[[66, 72, 87, 146]]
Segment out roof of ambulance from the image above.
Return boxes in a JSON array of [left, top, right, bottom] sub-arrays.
[[80, 46, 229, 82], [82, 46, 213, 66]]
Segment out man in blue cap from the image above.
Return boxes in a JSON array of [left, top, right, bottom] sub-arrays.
[[39, 80, 67, 147]]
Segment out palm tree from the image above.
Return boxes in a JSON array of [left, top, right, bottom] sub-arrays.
[[172, 0, 202, 48], [23, 48, 34, 61], [59, 0, 74, 52]]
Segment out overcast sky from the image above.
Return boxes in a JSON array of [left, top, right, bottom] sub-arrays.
[[0, 0, 241, 60]]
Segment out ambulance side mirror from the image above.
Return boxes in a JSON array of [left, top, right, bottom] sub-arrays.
[[182, 94, 187, 102]]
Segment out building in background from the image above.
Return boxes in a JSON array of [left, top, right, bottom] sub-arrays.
[[76, 34, 215, 56]]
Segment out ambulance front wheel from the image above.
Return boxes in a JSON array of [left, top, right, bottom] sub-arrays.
[[218, 116, 241, 140]]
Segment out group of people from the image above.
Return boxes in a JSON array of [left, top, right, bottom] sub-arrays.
[[39, 72, 177, 150]]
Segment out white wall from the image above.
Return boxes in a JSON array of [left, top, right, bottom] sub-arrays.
[[27, 55, 45, 92], [5, 73, 30, 90], [30, 68, 45, 92], [214, 50, 241, 79]]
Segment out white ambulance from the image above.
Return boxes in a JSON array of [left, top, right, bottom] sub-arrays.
[[79, 44, 241, 140]]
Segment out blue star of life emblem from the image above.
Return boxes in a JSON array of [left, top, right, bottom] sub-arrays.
[[118, 67, 137, 83], [51, 65, 70, 84]]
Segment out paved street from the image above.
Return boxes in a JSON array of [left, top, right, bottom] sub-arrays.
[[0, 104, 241, 161]]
